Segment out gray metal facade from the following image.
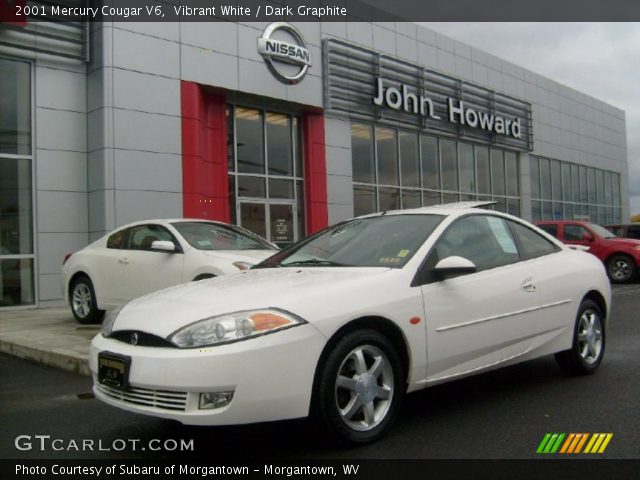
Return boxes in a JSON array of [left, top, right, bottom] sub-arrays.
[[0, 21, 629, 307]]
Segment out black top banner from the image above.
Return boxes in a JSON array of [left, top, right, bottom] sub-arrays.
[[5, 0, 640, 22]]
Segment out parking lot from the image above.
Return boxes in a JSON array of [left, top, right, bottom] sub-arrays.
[[1, 283, 638, 459]]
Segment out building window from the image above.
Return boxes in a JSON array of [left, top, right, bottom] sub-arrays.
[[228, 106, 304, 248], [0, 58, 34, 307], [350, 123, 521, 216], [529, 155, 621, 224]]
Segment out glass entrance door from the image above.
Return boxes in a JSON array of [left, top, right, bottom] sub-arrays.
[[228, 106, 305, 247], [239, 201, 297, 248]]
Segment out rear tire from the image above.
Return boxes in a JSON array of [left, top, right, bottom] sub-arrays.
[[555, 299, 605, 375], [70, 275, 104, 324], [312, 329, 404, 444], [606, 254, 636, 283]]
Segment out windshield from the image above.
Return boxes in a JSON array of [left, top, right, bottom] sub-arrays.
[[171, 222, 276, 251], [256, 214, 445, 268], [588, 223, 616, 239]]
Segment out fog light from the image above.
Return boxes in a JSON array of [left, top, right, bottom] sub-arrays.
[[199, 391, 234, 410]]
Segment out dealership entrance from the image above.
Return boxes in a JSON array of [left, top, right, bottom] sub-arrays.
[[228, 106, 305, 248]]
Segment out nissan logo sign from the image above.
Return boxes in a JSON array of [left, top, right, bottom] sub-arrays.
[[257, 22, 311, 84]]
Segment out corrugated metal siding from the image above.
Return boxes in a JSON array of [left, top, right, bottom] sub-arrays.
[[0, 1, 88, 62], [323, 39, 533, 151]]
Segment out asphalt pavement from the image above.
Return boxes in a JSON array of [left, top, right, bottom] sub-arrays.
[[1, 284, 639, 460]]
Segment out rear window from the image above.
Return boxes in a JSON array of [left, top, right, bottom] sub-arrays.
[[509, 221, 559, 260], [106, 230, 126, 249]]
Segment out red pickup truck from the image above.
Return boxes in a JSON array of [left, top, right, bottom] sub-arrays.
[[536, 220, 640, 283]]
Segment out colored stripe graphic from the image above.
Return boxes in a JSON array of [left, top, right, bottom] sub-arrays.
[[538, 433, 613, 454], [537, 433, 566, 453], [584, 433, 614, 454]]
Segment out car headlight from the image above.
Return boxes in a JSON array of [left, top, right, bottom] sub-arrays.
[[168, 309, 306, 348], [101, 306, 123, 337]]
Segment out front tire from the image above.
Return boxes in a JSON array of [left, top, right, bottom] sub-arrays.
[[606, 254, 636, 283], [312, 329, 404, 444], [70, 275, 104, 324], [555, 299, 605, 375]]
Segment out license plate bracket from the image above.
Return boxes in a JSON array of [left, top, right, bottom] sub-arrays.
[[98, 352, 131, 389]]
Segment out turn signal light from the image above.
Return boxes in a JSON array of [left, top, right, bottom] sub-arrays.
[[250, 312, 292, 331]]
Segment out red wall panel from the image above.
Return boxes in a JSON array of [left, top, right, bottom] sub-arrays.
[[180, 81, 230, 222], [302, 113, 328, 234]]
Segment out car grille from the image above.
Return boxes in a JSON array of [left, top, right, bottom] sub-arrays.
[[109, 331, 176, 347], [96, 383, 188, 411]]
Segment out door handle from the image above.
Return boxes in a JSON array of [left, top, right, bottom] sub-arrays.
[[118, 257, 129, 265], [521, 277, 536, 293]]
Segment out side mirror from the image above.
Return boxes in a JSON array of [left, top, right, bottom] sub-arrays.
[[434, 256, 477, 280], [581, 233, 594, 242], [150, 240, 177, 253]]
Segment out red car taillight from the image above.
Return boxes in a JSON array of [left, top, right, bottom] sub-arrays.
[[63, 253, 73, 265]]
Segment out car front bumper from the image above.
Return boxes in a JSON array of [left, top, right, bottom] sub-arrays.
[[90, 324, 327, 425]]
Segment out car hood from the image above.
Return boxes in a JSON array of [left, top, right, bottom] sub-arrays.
[[112, 267, 392, 338], [199, 249, 277, 263]]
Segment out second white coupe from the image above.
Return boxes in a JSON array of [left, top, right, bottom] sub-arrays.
[[63, 219, 278, 323]]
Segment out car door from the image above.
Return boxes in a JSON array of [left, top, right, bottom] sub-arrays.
[[562, 223, 605, 258], [505, 219, 576, 342], [120, 224, 185, 301], [418, 214, 550, 381], [89, 227, 131, 307]]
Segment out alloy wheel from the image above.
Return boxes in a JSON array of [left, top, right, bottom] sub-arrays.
[[335, 345, 394, 432], [577, 308, 603, 365], [609, 259, 631, 282], [72, 283, 92, 319]]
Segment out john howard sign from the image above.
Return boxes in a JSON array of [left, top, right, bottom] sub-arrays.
[[323, 39, 533, 151], [373, 78, 523, 139]]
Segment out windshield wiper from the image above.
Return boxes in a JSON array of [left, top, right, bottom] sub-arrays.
[[280, 259, 348, 267]]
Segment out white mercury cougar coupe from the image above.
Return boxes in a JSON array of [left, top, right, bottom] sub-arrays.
[[91, 203, 610, 443]]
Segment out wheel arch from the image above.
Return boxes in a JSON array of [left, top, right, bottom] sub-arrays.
[[603, 250, 635, 266], [68, 271, 90, 296], [312, 316, 411, 391], [583, 290, 608, 325], [193, 273, 217, 281]]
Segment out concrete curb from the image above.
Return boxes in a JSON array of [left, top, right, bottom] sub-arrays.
[[0, 307, 95, 377], [0, 339, 90, 376]]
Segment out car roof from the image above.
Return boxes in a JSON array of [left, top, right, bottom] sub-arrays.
[[355, 201, 510, 220], [535, 220, 589, 224], [117, 218, 226, 228]]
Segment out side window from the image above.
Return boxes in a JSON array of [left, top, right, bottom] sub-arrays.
[[627, 226, 640, 240], [564, 225, 590, 241], [537, 223, 558, 238], [609, 226, 623, 237], [106, 229, 127, 249], [508, 221, 559, 260], [127, 225, 176, 251], [427, 215, 520, 274]]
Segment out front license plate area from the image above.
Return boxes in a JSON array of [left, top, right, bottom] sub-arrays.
[[98, 352, 131, 388]]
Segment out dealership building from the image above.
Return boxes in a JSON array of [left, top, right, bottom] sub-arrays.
[[0, 18, 630, 309]]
